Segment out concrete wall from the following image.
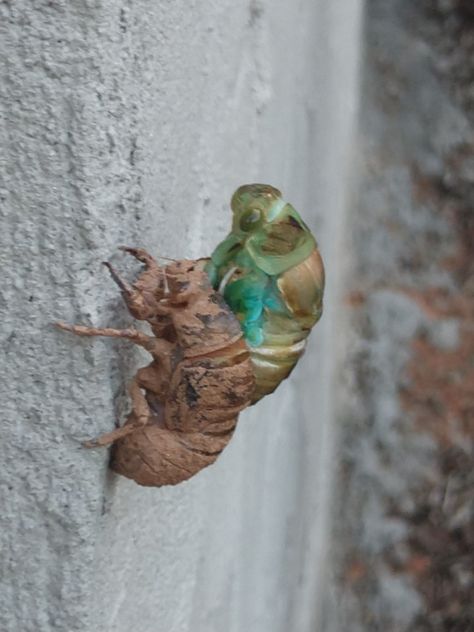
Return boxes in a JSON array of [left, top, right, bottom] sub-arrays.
[[0, 2, 362, 631]]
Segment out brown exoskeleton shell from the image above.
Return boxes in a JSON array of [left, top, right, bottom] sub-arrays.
[[57, 249, 255, 487]]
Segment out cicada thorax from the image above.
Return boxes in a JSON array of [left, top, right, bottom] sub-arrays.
[[206, 184, 325, 403]]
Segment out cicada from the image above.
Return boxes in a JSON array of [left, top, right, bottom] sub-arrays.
[[57, 249, 255, 486], [206, 184, 324, 402], [57, 185, 323, 486]]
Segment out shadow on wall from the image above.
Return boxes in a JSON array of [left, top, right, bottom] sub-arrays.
[[328, 1, 474, 631]]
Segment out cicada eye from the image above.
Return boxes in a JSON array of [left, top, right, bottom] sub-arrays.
[[239, 208, 262, 232]]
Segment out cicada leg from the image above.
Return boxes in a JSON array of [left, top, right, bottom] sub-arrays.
[[83, 422, 137, 448], [55, 322, 175, 359], [113, 248, 177, 319], [104, 260, 163, 321], [56, 322, 175, 446], [83, 361, 172, 448], [55, 322, 152, 346], [119, 246, 161, 269], [83, 374, 154, 448]]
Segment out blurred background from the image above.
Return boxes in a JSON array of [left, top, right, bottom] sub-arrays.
[[1, 1, 472, 631], [326, 1, 474, 630]]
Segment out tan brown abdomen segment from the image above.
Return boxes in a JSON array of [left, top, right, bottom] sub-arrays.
[[111, 337, 255, 486], [111, 418, 236, 486]]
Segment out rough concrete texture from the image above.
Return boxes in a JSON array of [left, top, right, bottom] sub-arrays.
[[324, 1, 474, 631], [0, 2, 361, 631]]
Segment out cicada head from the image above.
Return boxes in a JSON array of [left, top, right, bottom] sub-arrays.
[[230, 184, 282, 232], [210, 184, 317, 277]]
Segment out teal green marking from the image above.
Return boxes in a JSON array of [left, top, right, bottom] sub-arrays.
[[205, 184, 316, 347]]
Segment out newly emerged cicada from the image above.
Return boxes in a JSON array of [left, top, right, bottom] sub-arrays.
[[206, 184, 324, 402]]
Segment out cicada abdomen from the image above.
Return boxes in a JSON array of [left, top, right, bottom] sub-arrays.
[[206, 184, 325, 403]]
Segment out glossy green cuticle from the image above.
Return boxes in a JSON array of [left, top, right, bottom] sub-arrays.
[[206, 183, 324, 401]]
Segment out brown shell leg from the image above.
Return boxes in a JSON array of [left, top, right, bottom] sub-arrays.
[[55, 322, 154, 349], [120, 246, 160, 269], [126, 362, 172, 426], [83, 370, 162, 448], [104, 261, 162, 321], [117, 248, 175, 320], [134, 364, 171, 400], [82, 348, 174, 448], [55, 322, 177, 363], [83, 423, 138, 448]]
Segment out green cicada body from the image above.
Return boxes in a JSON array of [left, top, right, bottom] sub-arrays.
[[206, 184, 325, 403]]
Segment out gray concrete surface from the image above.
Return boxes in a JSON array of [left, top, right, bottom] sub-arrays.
[[0, 2, 362, 631]]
